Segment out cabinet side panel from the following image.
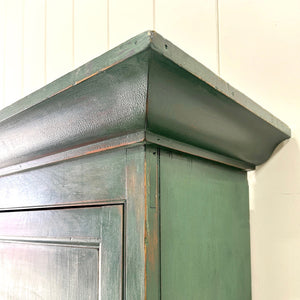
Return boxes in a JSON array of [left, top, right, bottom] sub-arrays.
[[160, 150, 251, 300]]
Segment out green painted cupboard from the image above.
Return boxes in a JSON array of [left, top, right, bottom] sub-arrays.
[[0, 31, 290, 299]]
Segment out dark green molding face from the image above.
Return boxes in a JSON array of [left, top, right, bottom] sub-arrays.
[[147, 51, 288, 166], [0, 51, 149, 168], [0, 31, 290, 170]]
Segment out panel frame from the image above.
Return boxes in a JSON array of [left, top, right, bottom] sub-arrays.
[[0, 148, 127, 210], [0, 204, 123, 300]]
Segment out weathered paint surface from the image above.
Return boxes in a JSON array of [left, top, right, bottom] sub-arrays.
[[147, 50, 289, 166], [144, 145, 161, 299], [0, 149, 126, 209], [125, 146, 146, 300], [0, 30, 290, 300], [0, 50, 149, 169], [0, 31, 290, 171], [160, 149, 252, 299], [0, 205, 123, 299]]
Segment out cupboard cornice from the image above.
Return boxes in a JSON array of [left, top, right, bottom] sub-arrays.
[[0, 31, 290, 170]]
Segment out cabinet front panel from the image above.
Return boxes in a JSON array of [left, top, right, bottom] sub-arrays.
[[0, 149, 126, 209], [0, 205, 123, 300]]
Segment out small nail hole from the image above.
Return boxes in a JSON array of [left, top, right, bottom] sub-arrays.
[[164, 44, 168, 49]]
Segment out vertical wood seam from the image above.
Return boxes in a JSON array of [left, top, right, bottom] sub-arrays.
[[121, 203, 126, 300], [153, 0, 156, 30], [124, 149, 128, 300], [44, 0, 47, 84], [157, 147, 161, 300], [98, 243, 102, 300], [216, 0, 220, 75], [2, 0, 6, 107], [107, 0, 110, 49], [21, 0, 25, 97], [72, 0, 75, 68]]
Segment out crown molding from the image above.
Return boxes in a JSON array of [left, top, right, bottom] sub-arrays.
[[0, 31, 290, 170]]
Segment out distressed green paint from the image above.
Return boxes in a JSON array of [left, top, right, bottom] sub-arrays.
[[0, 205, 123, 299], [0, 31, 290, 140], [125, 146, 146, 300], [160, 149, 251, 300], [0, 30, 290, 300], [0, 149, 126, 209], [147, 51, 288, 166], [0, 31, 290, 170], [145, 145, 161, 300]]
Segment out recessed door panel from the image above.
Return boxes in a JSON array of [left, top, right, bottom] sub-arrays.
[[0, 243, 99, 299], [0, 205, 123, 300]]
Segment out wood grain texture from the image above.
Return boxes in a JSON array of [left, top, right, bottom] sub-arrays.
[[0, 149, 126, 209], [160, 149, 251, 299], [0, 205, 123, 299], [146, 131, 254, 170], [125, 146, 146, 300], [0, 243, 99, 299], [0, 131, 145, 178], [144, 145, 161, 299]]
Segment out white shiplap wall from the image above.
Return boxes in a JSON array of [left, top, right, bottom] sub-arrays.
[[0, 0, 221, 109], [1, 1, 300, 299]]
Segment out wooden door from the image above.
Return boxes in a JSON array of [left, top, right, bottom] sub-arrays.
[[0, 205, 123, 299]]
